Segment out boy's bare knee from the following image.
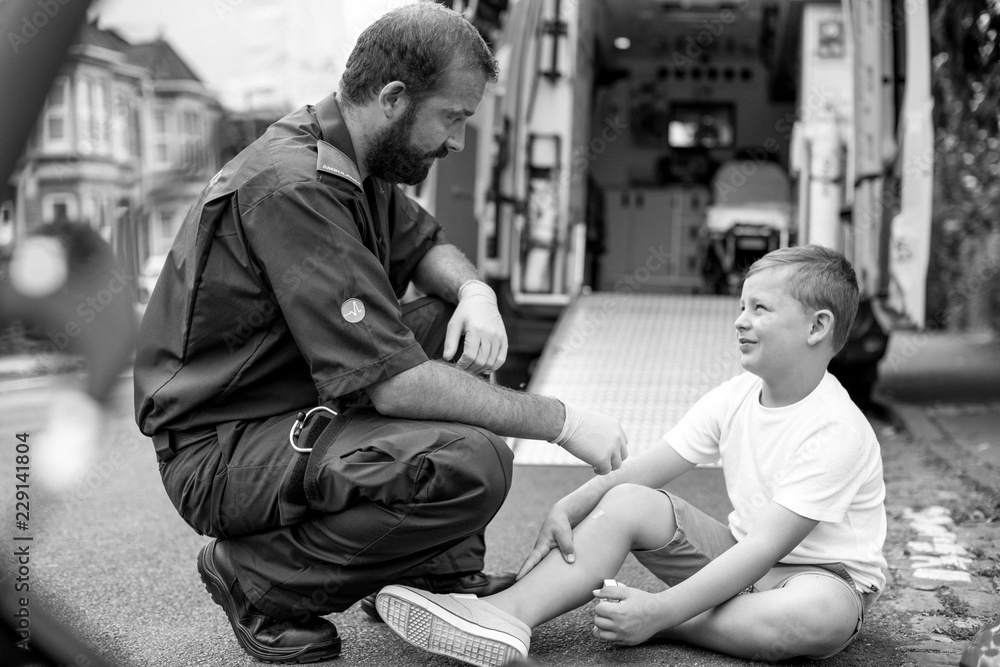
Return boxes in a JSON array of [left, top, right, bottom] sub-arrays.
[[594, 484, 674, 543], [599, 483, 667, 515], [750, 614, 848, 660], [797, 604, 857, 657], [750, 586, 857, 660]]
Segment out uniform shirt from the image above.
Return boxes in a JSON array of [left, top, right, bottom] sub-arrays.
[[665, 371, 888, 597], [134, 93, 443, 436]]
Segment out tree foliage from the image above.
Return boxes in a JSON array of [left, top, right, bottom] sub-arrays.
[[927, 0, 1000, 331]]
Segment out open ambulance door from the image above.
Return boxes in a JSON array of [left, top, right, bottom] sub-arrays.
[[475, 0, 592, 386], [477, 0, 589, 308], [824, 0, 934, 404], [847, 0, 934, 329]]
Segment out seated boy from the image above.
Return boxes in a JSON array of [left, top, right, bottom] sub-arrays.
[[375, 245, 887, 666]]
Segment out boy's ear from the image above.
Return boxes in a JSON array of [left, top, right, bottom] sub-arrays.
[[377, 81, 407, 119], [807, 309, 835, 347]]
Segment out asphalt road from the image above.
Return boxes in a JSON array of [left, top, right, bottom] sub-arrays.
[[1, 375, 914, 667]]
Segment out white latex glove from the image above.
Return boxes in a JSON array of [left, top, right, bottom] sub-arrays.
[[553, 402, 629, 474], [34, 389, 103, 493], [444, 280, 508, 374]]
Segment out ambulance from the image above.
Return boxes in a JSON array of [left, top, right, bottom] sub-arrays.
[[419, 0, 933, 461]]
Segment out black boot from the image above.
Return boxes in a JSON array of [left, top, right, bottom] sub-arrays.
[[197, 540, 341, 663]]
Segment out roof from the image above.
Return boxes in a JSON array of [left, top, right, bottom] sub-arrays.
[[73, 21, 203, 84], [77, 20, 132, 53], [125, 40, 203, 83]]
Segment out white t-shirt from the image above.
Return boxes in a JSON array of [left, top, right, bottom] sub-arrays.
[[666, 371, 887, 595]]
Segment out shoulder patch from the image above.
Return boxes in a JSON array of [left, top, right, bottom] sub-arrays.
[[317, 141, 362, 189]]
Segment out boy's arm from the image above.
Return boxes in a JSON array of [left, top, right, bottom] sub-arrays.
[[662, 502, 817, 617], [567, 437, 701, 518], [596, 501, 817, 642], [564, 439, 696, 518], [518, 442, 696, 578]]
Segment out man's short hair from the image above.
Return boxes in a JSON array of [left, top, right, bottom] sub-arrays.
[[745, 245, 860, 353], [339, 2, 499, 107]]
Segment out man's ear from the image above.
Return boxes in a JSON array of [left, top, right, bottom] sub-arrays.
[[807, 309, 835, 347], [377, 81, 408, 119]]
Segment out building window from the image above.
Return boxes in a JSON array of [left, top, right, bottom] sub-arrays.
[[80, 195, 104, 229], [153, 109, 171, 166], [151, 207, 179, 255], [43, 77, 69, 149], [129, 104, 141, 158], [179, 109, 206, 174], [41, 193, 78, 223], [77, 75, 92, 153], [0, 201, 14, 247], [111, 88, 128, 160], [111, 85, 138, 160], [91, 79, 111, 154]]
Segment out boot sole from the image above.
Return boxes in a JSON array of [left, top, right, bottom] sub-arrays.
[[360, 595, 381, 622], [197, 542, 341, 663]]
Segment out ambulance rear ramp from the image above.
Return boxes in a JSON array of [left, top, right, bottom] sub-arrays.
[[510, 293, 743, 466]]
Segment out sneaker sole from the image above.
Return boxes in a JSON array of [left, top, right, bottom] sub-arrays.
[[376, 587, 528, 667], [197, 543, 341, 664], [362, 573, 518, 624]]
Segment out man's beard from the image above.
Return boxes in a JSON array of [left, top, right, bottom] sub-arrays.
[[365, 103, 448, 185]]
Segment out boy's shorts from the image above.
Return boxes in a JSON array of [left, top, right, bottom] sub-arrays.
[[631, 491, 875, 660]]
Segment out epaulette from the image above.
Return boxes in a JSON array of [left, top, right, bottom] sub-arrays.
[[316, 140, 362, 189]]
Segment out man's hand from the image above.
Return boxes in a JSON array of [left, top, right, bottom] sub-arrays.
[[554, 403, 628, 474], [443, 280, 507, 374]]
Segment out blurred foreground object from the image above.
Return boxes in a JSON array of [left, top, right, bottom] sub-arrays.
[[961, 616, 1000, 667], [1, 2, 123, 664], [0, 225, 127, 664], [0, 0, 92, 188], [32, 388, 104, 492], [1, 221, 137, 491], [2, 221, 137, 395]]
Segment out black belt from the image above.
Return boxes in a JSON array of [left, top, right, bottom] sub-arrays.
[[152, 427, 216, 462]]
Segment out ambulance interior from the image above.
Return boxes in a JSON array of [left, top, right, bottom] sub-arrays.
[[581, 0, 835, 294]]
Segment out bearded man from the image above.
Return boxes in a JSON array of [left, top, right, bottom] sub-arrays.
[[133, 3, 628, 663]]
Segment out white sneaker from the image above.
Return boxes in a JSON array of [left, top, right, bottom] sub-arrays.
[[376, 585, 531, 667]]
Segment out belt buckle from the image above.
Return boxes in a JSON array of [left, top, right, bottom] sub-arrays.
[[288, 406, 338, 453]]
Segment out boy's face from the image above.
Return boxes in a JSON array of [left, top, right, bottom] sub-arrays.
[[735, 267, 816, 379]]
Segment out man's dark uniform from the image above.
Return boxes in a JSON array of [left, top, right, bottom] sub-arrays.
[[133, 93, 513, 619]]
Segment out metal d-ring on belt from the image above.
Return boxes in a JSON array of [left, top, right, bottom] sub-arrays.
[[288, 406, 338, 453]]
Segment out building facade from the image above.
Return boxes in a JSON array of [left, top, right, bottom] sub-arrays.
[[2, 21, 222, 275]]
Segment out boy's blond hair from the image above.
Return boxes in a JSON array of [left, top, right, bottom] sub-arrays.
[[745, 245, 859, 353]]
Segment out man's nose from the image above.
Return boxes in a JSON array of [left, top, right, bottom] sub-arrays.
[[446, 128, 465, 153]]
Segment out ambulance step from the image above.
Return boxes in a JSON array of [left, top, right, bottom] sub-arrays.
[[510, 293, 743, 466]]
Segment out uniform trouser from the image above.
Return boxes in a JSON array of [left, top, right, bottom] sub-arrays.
[[156, 297, 515, 620]]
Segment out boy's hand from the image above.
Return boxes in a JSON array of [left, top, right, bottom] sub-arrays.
[[591, 584, 667, 646], [516, 503, 576, 580], [553, 403, 628, 474]]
